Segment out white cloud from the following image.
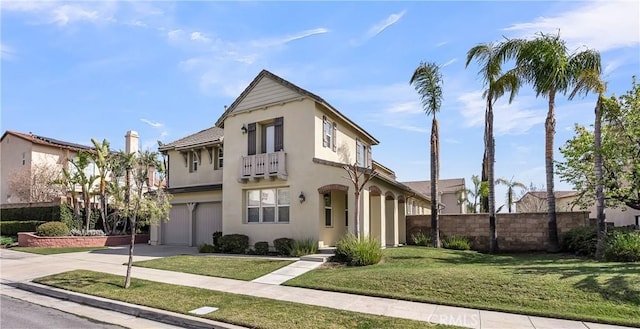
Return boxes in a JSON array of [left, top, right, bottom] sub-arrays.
[[503, 1, 640, 52], [251, 28, 329, 48], [190, 31, 211, 43], [435, 41, 449, 48], [3, 1, 117, 26], [366, 10, 406, 39], [167, 29, 183, 41], [140, 118, 164, 128], [1, 43, 15, 61], [457, 91, 546, 135], [441, 58, 457, 68]]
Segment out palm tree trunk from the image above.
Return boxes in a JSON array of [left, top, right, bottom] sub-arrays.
[[431, 116, 440, 248], [507, 186, 513, 213], [546, 89, 560, 252], [487, 100, 498, 253], [594, 95, 606, 259], [481, 154, 489, 213]]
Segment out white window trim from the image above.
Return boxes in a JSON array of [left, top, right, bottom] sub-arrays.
[[217, 146, 224, 169], [246, 188, 290, 224]]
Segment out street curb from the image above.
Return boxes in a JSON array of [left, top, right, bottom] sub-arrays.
[[6, 281, 246, 329]]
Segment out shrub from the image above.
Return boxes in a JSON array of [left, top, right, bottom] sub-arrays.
[[60, 205, 82, 231], [562, 226, 597, 257], [198, 243, 216, 253], [291, 238, 318, 257], [442, 235, 471, 250], [254, 241, 269, 255], [0, 236, 16, 246], [218, 234, 249, 254], [334, 234, 383, 266], [36, 222, 69, 237], [0, 206, 61, 222], [411, 231, 431, 247], [274, 237, 295, 256], [604, 231, 640, 262], [0, 221, 46, 236], [69, 229, 106, 236]]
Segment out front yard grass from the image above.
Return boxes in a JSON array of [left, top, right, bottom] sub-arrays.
[[285, 247, 640, 327], [133, 255, 294, 281], [35, 270, 455, 329], [11, 246, 107, 255]]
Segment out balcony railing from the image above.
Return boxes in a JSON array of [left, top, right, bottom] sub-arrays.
[[239, 151, 287, 181]]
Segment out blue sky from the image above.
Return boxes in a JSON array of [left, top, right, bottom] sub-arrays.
[[2, 1, 639, 207]]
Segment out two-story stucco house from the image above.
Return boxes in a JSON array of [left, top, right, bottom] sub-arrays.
[[154, 70, 430, 248]]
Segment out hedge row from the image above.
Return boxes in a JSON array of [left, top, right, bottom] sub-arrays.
[[0, 221, 46, 236], [1, 206, 61, 222]]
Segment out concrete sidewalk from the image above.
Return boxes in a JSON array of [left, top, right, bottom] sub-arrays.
[[0, 246, 633, 329]]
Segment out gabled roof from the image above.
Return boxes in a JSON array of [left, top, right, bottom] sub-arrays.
[[214, 69, 379, 145], [515, 191, 577, 203], [402, 178, 466, 197], [1, 130, 94, 152], [158, 126, 224, 152]]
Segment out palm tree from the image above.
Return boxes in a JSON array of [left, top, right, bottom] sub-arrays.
[[410, 62, 444, 248], [569, 70, 606, 258], [499, 32, 601, 252], [456, 175, 488, 213], [466, 42, 520, 253], [91, 138, 111, 233], [68, 151, 99, 232], [495, 177, 527, 213]]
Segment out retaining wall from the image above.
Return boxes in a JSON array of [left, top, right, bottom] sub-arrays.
[[406, 212, 589, 252], [18, 233, 150, 248]]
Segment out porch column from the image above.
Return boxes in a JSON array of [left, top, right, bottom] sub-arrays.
[[391, 198, 399, 246], [360, 189, 370, 237], [378, 195, 386, 247], [398, 200, 407, 244], [187, 202, 198, 247]]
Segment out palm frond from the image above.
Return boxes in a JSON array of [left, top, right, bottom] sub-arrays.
[[410, 61, 443, 117]]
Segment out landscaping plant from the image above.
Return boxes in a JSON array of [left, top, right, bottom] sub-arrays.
[[198, 244, 216, 253], [254, 241, 269, 255], [219, 234, 249, 254], [334, 234, 382, 266], [604, 230, 640, 262], [291, 238, 318, 257], [36, 221, 69, 237], [273, 237, 294, 256], [411, 231, 431, 246], [442, 235, 472, 250]]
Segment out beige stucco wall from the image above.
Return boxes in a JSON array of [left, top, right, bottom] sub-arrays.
[[1, 135, 33, 203], [165, 148, 223, 188]]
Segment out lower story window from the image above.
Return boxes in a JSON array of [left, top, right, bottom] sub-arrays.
[[247, 188, 290, 223], [324, 193, 332, 227]]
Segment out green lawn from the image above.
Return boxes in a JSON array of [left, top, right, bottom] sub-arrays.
[[35, 270, 455, 329], [285, 247, 640, 327], [133, 255, 294, 281], [11, 246, 108, 255]]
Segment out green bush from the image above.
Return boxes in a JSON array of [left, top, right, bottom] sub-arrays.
[[334, 234, 383, 266], [411, 231, 431, 247], [218, 234, 249, 254], [0, 206, 61, 222], [0, 221, 46, 236], [0, 236, 16, 246], [291, 238, 318, 257], [212, 231, 223, 247], [604, 231, 640, 262], [60, 205, 82, 231], [562, 226, 597, 257], [36, 222, 69, 237], [274, 237, 295, 256], [254, 241, 269, 255], [442, 235, 471, 250], [198, 244, 216, 253]]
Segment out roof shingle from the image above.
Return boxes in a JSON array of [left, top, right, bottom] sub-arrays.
[[159, 126, 224, 151]]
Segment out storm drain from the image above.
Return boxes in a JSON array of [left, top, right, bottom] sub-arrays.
[[189, 306, 219, 315]]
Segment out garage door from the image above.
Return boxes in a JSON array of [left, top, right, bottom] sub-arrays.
[[163, 204, 190, 245], [194, 202, 222, 246]]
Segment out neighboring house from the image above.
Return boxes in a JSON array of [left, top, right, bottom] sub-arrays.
[[515, 191, 640, 227], [155, 69, 431, 248], [402, 178, 467, 215], [0, 130, 141, 205]]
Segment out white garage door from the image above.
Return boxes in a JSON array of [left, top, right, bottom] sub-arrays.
[[163, 204, 190, 245], [194, 202, 222, 246]]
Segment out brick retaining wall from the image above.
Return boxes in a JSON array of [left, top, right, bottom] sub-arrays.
[[406, 212, 589, 252], [18, 232, 150, 248]]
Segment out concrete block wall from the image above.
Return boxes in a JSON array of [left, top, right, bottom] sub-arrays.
[[406, 212, 589, 252], [18, 232, 150, 248]]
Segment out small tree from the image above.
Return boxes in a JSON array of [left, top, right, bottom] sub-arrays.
[[343, 161, 377, 239], [457, 175, 488, 213], [496, 177, 527, 213], [122, 150, 171, 289], [8, 162, 64, 203]]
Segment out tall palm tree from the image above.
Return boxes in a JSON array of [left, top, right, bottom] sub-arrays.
[[466, 42, 520, 253], [499, 32, 601, 252], [410, 62, 444, 248], [495, 177, 527, 213], [91, 138, 111, 233], [569, 70, 606, 258]]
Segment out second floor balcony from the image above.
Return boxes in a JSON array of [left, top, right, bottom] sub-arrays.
[[239, 151, 287, 182]]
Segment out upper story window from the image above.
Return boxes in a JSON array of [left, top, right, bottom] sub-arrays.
[[217, 146, 224, 169], [247, 117, 283, 155], [356, 139, 370, 166], [322, 116, 337, 151], [189, 150, 200, 173], [22, 152, 26, 165]]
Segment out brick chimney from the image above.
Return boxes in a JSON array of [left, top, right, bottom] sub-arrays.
[[125, 130, 139, 154]]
